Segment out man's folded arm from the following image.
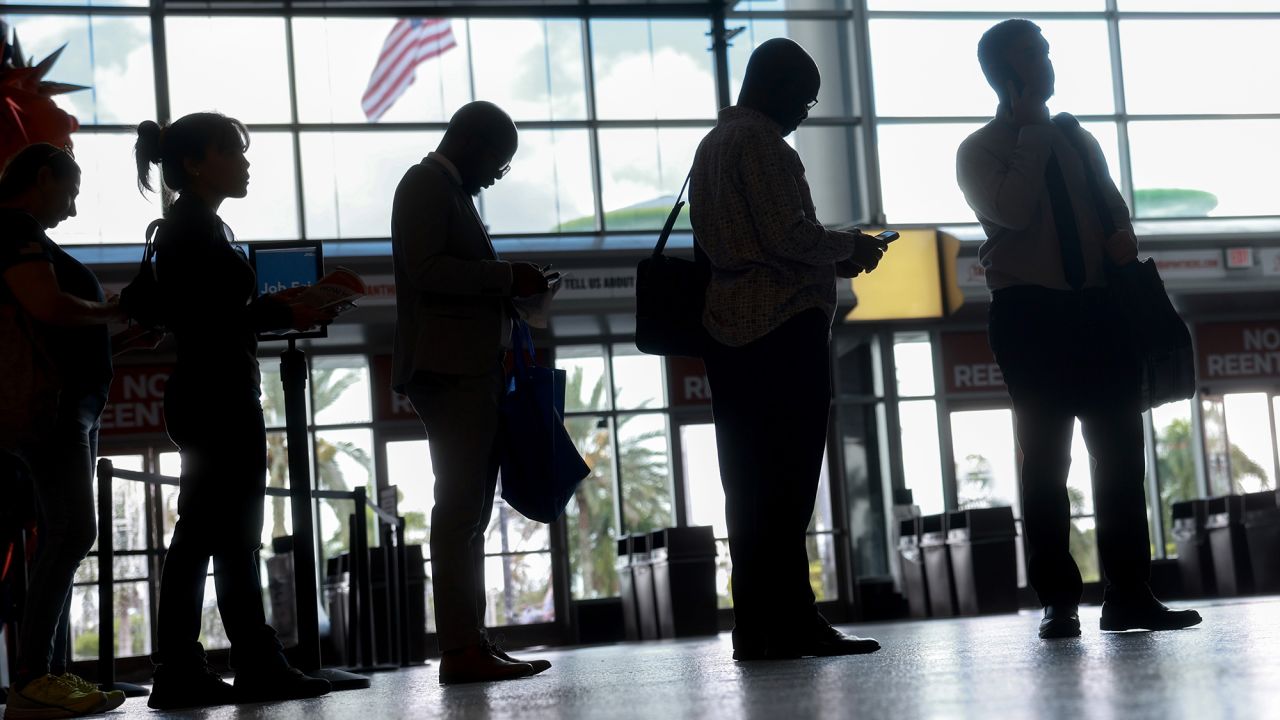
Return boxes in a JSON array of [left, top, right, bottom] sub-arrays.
[[956, 125, 1055, 232]]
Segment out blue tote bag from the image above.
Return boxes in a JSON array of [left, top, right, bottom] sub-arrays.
[[499, 321, 591, 523]]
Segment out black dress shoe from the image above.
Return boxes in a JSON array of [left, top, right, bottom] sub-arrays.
[[486, 639, 551, 675], [1039, 605, 1081, 639], [148, 663, 237, 710], [733, 625, 880, 661], [235, 665, 331, 704], [439, 644, 537, 684], [1101, 595, 1202, 632]]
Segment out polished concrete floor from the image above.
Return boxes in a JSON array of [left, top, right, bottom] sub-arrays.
[[8, 596, 1277, 720]]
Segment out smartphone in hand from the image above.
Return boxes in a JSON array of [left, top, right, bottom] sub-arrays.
[[874, 230, 900, 245]]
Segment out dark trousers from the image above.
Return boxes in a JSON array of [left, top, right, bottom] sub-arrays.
[[404, 366, 504, 653], [155, 375, 285, 670], [989, 286, 1151, 607], [703, 309, 831, 649], [16, 391, 104, 681]]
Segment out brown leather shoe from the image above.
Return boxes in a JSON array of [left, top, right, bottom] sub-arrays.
[[486, 639, 551, 675], [439, 644, 537, 685]]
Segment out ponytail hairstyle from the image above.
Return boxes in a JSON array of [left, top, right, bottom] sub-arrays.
[[0, 143, 81, 203], [135, 112, 250, 201]]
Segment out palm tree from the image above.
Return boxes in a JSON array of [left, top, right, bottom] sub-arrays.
[[561, 366, 671, 599]]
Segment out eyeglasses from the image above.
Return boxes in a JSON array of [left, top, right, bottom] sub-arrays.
[[495, 162, 511, 179], [804, 98, 819, 111]]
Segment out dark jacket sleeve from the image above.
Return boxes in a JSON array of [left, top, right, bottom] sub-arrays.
[[156, 220, 293, 336]]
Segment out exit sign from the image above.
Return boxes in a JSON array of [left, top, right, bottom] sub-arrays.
[[1226, 248, 1254, 269]]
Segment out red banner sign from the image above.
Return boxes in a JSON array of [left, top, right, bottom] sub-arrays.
[[666, 356, 711, 406], [100, 365, 172, 437], [1196, 321, 1280, 382], [939, 331, 1006, 394]]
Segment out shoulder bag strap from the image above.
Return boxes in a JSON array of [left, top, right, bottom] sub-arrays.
[[651, 171, 693, 258]]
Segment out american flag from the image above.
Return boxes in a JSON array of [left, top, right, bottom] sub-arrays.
[[361, 18, 457, 122]]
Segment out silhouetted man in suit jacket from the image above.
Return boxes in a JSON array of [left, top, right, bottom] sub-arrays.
[[391, 101, 553, 684]]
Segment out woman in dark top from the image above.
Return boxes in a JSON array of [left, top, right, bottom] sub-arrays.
[[0, 143, 126, 718], [134, 113, 334, 710]]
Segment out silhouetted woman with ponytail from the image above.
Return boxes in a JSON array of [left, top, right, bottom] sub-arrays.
[[134, 113, 333, 710]]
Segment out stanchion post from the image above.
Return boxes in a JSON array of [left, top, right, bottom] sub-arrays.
[[395, 517, 411, 666], [95, 459, 115, 690], [351, 487, 375, 668], [281, 342, 370, 690]]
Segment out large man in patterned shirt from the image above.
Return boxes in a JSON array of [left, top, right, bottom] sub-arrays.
[[690, 38, 888, 661]]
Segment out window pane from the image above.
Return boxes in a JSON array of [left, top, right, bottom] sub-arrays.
[[1069, 516, 1100, 584], [737, 0, 850, 9], [617, 413, 673, 534], [564, 415, 618, 599], [869, 0, 1101, 7], [218, 131, 300, 241], [597, 127, 702, 232], [300, 130, 439, 240], [807, 532, 839, 602], [590, 20, 716, 121], [158, 452, 181, 548], [166, 17, 291, 123], [1067, 419, 1094, 515], [1152, 401, 1196, 558], [260, 363, 292, 429], [714, 539, 733, 609], [386, 439, 433, 548], [835, 333, 880, 397], [870, 19, 1114, 118], [1119, 0, 1280, 10], [311, 355, 373, 426], [70, 580, 152, 661], [1222, 393, 1276, 493], [808, 455, 835, 534], [1129, 120, 1280, 219], [952, 408, 1020, 516], [790, 124, 859, 228], [198, 575, 230, 650], [728, 20, 851, 118], [558, 346, 611, 413], [841, 402, 888, 578], [485, 496, 551, 554], [292, 17, 470, 124], [481, 129, 595, 234], [878, 122, 982, 225], [470, 19, 587, 122], [1080, 121, 1122, 190], [899, 400, 944, 515], [682, 423, 726, 537], [264, 431, 293, 544], [612, 344, 665, 411], [1201, 396, 1231, 496], [1122, 21, 1280, 116], [5, 14, 154, 124], [894, 333, 935, 397], [315, 428, 374, 493], [483, 552, 555, 626], [48, 132, 160, 246]]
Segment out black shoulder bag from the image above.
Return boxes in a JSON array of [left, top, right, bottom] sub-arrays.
[[119, 219, 168, 332], [1052, 112, 1196, 412], [634, 172, 711, 358]]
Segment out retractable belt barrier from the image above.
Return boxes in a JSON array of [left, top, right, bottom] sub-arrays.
[[93, 459, 416, 692]]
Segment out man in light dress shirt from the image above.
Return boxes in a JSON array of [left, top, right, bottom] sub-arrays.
[[956, 19, 1201, 640], [691, 38, 888, 661]]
